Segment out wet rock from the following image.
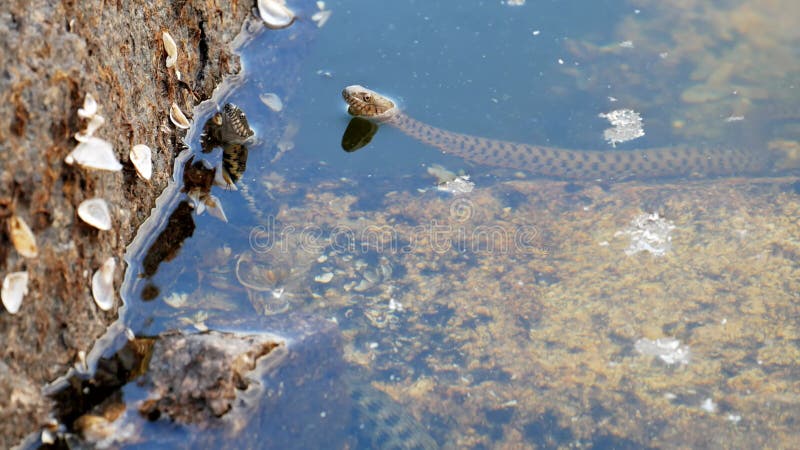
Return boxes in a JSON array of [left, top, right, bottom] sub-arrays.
[[0, 360, 48, 444], [47, 314, 350, 449], [0, 0, 249, 447]]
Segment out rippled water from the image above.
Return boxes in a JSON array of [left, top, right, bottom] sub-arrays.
[[61, 0, 800, 448]]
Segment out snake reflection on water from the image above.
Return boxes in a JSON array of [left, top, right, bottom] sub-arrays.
[[199, 105, 439, 450], [201, 103, 255, 185], [342, 85, 800, 181]]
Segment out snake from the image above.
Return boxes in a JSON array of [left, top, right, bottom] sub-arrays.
[[343, 85, 799, 181]]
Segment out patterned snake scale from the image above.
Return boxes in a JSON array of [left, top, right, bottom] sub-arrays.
[[343, 85, 796, 181]]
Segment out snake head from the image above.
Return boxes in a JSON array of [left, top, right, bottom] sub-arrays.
[[342, 85, 397, 120]]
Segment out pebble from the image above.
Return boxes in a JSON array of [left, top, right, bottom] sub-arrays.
[[315, 272, 334, 283]]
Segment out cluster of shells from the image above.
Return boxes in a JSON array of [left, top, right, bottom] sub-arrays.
[[159, 234, 398, 323], [3, 31, 196, 316], [306, 247, 406, 331], [3, 96, 115, 314], [161, 31, 194, 129], [227, 242, 397, 324], [311, 252, 394, 294]]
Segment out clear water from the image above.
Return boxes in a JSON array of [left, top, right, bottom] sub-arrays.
[[79, 0, 800, 448], [288, 0, 642, 175]]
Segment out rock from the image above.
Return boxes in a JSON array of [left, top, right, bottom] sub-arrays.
[[0, 1, 249, 447], [46, 314, 351, 449]]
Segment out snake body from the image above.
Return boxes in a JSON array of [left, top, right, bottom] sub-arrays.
[[343, 85, 795, 181]]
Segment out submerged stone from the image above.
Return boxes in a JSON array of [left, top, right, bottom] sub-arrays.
[[615, 212, 675, 257], [635, 337, 690, 365]]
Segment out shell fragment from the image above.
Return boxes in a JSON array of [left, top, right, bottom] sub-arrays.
[[9, 215, 38, 258], [169, 103, 191, 129], [91, 257, 116, 311], [162, 31, 178, 68], [311, 10, 332, 28], [257, 0, 296, 29], [74, 115, 106, 142], [77, 198, 113, 231], [78, 93, 98, 119], [65, 137, 122, 171], [259, 93, 283, 112], [130, 144, 153, 180], [2, 271, 29, 314]]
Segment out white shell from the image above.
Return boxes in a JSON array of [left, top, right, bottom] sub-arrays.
[[130, 144, 153, 180], [259, 93, 283, 112], [78, 93, 98, 119], [74, 114, 106, 142], [169, 103, 191, 129], [2, 271, 29, 314], [65, 137, 122, 171], [91, 257, 116, 311], [41, 429, 55, 445], [311, 9, 332, 28], [162, 31, 178, 68], [8, 215, 38, 258], [257, 0, 296, 29], [77, 198, 113, 231]]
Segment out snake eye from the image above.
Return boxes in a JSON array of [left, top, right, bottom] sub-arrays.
[[363, 93, 371, 102]]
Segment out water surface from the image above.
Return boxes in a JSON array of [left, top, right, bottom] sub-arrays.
[[104, 0, 800, 448]]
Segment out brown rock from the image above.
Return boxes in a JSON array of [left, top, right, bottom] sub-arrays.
[[0, 0, 249, 447]]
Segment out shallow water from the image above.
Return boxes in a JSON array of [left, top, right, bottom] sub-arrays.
[[71, 0, 800, 448]]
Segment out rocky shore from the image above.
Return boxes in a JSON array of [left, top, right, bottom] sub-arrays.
[[0, 1, 250, 446]]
